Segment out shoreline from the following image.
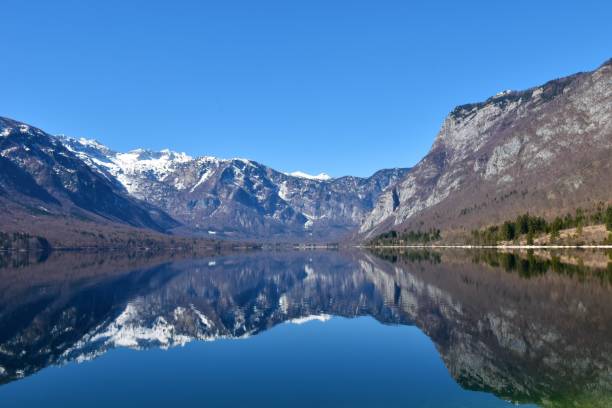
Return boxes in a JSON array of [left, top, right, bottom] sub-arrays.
[[359, 244, 612, 249], [2, 244, 612, 253]]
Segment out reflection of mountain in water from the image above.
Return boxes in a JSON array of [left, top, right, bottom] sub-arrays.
[[371, 249, 612, 408], [0, 249, 611, 407]]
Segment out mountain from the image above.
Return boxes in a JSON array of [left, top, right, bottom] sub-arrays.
[[0, 117, 178, 238], [7, 57, 609, 243], [360, 58, 612, 238], [59, 137, 409, 240]]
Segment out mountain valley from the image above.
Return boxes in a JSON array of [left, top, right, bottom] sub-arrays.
[[1, 58, 611, 246]]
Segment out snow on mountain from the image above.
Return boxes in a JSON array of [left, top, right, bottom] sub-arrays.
[[0, 119, 177, 233], [58, 136, 409, 240], [61, 137, 193, 194], [287, 171, 333, 181], [287, 314, 331, 324]]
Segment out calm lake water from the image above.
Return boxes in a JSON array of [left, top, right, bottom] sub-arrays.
[[0, 249, 611, 407]]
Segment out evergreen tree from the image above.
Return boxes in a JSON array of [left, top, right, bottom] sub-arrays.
[[515, 214, 529, 235], [501, 221, 516, 241], [550, 217, 563, 241]]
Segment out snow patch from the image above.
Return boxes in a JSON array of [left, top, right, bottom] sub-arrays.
[[86, 303, 192, 349], [278, 182, 290, 201], [302, 212, 320, 229], [288, 171, 332, 181], [494, 89, 513, 97], [288, 314, 331, 325], [279, 295, 289, 313], [190, 305, 213, 328], [190, 168, 214, 192]]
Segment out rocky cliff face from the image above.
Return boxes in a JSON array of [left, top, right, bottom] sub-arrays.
[[360, 58, 612, 237], [60, 137, 408, 240]]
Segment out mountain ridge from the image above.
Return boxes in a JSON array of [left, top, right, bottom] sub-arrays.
[[0, 116, 408, 242], [0, 117, 178, 235], [58, 135, 409, 241], [2, 57, 610, 244], [359, 57, 612, 239]]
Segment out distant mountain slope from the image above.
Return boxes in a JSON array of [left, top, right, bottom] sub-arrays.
[[0, 117, 178, 234], [360, 58, 612, 238], [60, 137, 409, 240]]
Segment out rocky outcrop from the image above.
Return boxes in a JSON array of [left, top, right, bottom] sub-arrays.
[[360, 58, 612, 238]]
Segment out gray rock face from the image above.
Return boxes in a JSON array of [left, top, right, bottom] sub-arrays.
[[60, 137, 409, 240], [360, 58, 612, 237]]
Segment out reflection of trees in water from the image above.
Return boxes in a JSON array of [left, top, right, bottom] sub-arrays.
[[0, 250, 49, 269], [371, 248, 612, 283], [369, 248, 441, 264], [370, 248, 612, 407], [0, 249, 611, 407], [470, 249, 612, 282]]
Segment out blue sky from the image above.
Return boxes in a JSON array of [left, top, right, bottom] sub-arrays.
[[1, 1, 610, 177]]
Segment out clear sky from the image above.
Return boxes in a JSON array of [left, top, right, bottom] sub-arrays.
[[1, 1, 610, 177]]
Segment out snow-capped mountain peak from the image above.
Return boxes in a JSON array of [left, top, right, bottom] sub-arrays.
[[55, 134, 409, 239], [114, 148, 192, 174], [75, 137, 108, 150], [288, 171, 333, 181], [59, 136, 196, 193]]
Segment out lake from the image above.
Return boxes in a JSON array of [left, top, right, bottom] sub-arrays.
[[0, 249, 610, 407]]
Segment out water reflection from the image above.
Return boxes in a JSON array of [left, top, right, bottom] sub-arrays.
[[0, 249, 611, 407]]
